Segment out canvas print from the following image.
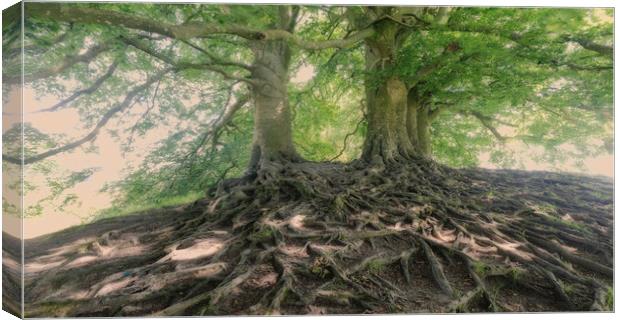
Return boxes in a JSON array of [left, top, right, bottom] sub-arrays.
[[1, 1, 614, 317]]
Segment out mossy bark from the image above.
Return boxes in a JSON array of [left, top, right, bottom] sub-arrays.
[[247, 39, 300, 171], [417, 106, 431, 156], [406, 89, 420, 150], [246, 8, 302, 172], [406, 87, 432, 156], [361, 20, 415, 164]]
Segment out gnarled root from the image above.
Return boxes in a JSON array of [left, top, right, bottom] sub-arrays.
[[21, 159, 613, 316]]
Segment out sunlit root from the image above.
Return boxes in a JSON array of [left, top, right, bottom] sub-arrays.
[[22, 160, 613, 316]]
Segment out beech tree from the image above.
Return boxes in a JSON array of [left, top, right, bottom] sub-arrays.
[[6, 4, 368, 168], [338, 7, 612, 164], [5, 4, 611, 172], [1, 3, 613, 316]]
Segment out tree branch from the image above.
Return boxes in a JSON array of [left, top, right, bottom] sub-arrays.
[[465, 110, 533, 143], [518, 51, 613, 71], [35, 58, 121, 113], [3, 42, 112, 84], [264, 27, 375, 50], [3, 68, 173, 165], [5, 30, 70, 59], [180, 39, 252, 70], [407, 42, 465, 89], [27, 4, 265, 41], [428, 102, 454, 121], [127, 78, 162, 147], [467, 110, 507, 143], [120, 35, 176, 64], [329, 111, 366, 162], [573, 103, 613, 118], [436, 21, 612, 63], [28, 4, 375, 50], [557, 61, 612, 71], [562, 35, 613, 59], [288, 5, 301, 32], [121, 35, 255, 84], [180, 94, 250, 171]]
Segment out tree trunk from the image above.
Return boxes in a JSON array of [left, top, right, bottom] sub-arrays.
[[406, 89, 420, 149], [417, 105, 431, 156], [361, 20, 415, 164], [247, 39, 300, 172], [407, 87, 432, 156]]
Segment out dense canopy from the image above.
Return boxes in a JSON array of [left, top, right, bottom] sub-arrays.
[[1, 4, 612, 214]]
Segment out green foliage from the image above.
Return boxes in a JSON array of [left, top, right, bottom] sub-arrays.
[[5, 4, 612, 220], [291, 32, 366, 162], [396, 7, 612, 168]]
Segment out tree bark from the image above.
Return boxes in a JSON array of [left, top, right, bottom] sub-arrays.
[[417, 105, 432, 156], [407, 87, 432, 156], [406, 89, 420, 150], [361, 20, 415, 164], [246, 40, 300, 172]]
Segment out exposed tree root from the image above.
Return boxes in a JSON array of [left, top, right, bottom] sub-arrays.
[[420, 239, 454, 297], [10, 157, 613, 316]]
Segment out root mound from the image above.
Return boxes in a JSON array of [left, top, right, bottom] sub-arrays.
[[9, 158, 613, 316]]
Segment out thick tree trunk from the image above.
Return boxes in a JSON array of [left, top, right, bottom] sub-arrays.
[[361, 21, 415, 164], [407, 87, 432, 156], [417, 106, 431, 156], [406, 89, 420, 150], [247, 39, 300, 172]]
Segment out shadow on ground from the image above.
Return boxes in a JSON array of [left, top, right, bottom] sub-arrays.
[[3, 163, 614, 316]]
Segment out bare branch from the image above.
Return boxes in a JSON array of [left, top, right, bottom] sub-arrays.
[[435, 21, 612, 63], [465, 110, 536, 143], [3, 68, 172, 165], [120, 35, 176, 65], [166, 93, 249, 191], [520, 53, 613, 71]]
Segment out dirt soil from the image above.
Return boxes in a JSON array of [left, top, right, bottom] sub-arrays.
[[2, 158, 614, 316]]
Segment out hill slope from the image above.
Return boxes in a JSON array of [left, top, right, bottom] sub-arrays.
[[4, 160, 613, 316]]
